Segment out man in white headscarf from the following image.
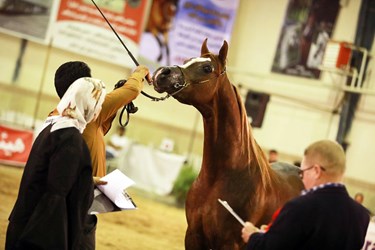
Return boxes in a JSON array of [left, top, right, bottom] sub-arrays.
[[6, 78, 106, 250], [48, 61, 150, 249]]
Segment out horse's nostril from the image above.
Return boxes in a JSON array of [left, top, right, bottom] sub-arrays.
[[161, 68, 171, 75]]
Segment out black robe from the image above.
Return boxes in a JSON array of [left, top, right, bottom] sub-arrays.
[[6, 124, 94, 250], [247, 185, 370, 250]]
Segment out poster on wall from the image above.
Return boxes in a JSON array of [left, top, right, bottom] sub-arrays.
[[0, 125, 33, 166], [138, 0, 240, 71], [271, 0, 340, 79], [52, 0, 149, 68], [0, 0, 59, 44]]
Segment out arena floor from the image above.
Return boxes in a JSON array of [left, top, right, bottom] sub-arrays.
[[0, 164, 187, 250]]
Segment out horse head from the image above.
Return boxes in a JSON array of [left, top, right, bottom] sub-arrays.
[[153, 38, 228, 106]]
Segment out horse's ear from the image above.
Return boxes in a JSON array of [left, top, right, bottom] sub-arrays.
[[218, 40, 228, 63], [201, 38, 209, 55]]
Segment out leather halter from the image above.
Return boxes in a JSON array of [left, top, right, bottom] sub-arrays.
[[162, 64, 227, 98]]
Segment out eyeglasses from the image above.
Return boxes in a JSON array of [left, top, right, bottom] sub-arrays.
[[299, 165, 326, 179]]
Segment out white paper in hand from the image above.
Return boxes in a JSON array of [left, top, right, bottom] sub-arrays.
[[97, 169, 136, 209]]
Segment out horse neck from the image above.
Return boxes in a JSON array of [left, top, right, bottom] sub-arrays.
[[196, 80, 273, 188], [203, 84, 247, 148]]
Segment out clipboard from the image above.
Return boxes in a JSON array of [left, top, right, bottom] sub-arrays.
[[218, 198, 246, 226]]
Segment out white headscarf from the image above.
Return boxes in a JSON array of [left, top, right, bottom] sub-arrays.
[[51, 77, 106, 133]]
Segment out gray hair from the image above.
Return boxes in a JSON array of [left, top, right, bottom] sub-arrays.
[[304, 140, 346, 176]]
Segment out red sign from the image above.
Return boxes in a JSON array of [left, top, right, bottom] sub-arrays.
[[0, 125, 34, 166], [56, 0, 147, 43], [53, 0, 149, 67]]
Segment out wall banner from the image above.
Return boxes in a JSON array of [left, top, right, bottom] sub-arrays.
[[53, 0, 149, 68], [139, 0, 240, 71], [271, 0, 340, 79], [0, 125, 33, 166], [0, 0, 59, 44]]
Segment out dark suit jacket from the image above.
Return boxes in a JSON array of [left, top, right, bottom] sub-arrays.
[[6, 125, 94, 250], [247, 184, 370, 250]]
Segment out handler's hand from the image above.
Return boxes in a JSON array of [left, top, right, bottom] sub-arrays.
[[93, 176, 108, 185], [241, 222, 259, 243], [260, 224, 268, 232], [133, 65, 152, 84]]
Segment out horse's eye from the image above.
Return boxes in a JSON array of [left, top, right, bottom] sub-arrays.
[[203, 65, 213, 73]]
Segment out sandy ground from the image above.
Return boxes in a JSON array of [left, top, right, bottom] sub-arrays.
[[0, 164, 187, 250]]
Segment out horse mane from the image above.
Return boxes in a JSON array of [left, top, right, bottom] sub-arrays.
[[232, 84, 273, 191], [205, 45, 274, 191]]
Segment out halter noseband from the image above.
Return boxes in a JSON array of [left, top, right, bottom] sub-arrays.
[[164, 65, 226, 98]]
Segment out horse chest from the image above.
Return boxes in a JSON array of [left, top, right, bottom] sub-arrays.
[[188, 176, 245, 223]]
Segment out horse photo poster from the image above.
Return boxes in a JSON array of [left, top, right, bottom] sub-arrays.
[[271, 0, 340, 79], [139, 0, 240, 71], [0, 0, 59, 44]]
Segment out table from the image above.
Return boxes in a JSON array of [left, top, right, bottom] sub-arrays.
[[116, 143, 187, 196]]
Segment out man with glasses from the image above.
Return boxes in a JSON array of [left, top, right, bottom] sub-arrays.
[[241, 139, 370, 249]]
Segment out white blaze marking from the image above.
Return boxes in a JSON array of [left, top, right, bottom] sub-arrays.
[[154, 69, 162, 80], [180, 57, 211, 69]]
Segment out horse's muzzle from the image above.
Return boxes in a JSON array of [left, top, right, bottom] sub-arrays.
[[152, 66, 184, 94]]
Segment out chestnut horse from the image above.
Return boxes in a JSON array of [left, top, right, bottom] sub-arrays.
[[153, 39, 304, 249]]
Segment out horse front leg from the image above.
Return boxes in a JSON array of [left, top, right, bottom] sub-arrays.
[[219, 243, 244, 250], [185, 225, 207, 250]]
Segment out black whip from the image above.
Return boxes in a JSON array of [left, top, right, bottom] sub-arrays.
[[90, 0, 171, 128], [90, 0, 168, 101], [91, 0, 139, 66]]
